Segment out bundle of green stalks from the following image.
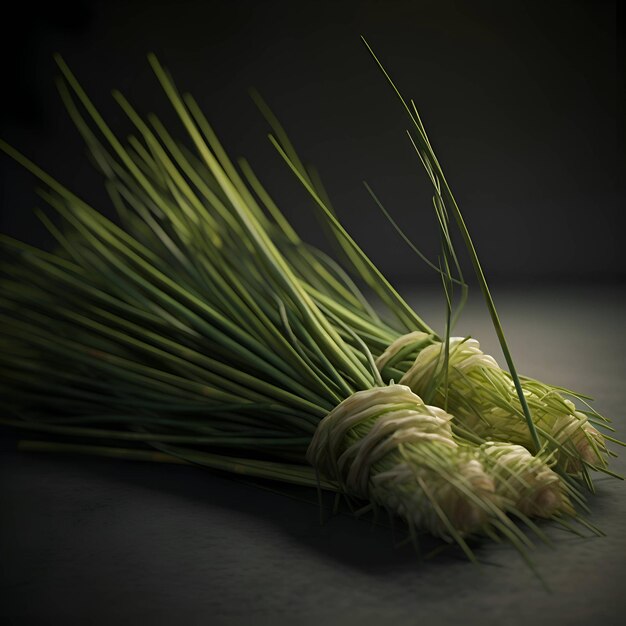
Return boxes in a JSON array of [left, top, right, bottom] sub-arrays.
[[0, 43, 619, 565], [194, 102, 613, 484]]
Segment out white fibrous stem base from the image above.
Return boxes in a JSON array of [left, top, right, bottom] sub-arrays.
[[480, 441, 573, 518], [376, 333, 607, 473], [307, 385, 501, 539]]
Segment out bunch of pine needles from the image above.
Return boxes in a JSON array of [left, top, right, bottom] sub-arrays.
[[0, 40, 621, 570]]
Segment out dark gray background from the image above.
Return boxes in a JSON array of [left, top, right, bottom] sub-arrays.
[[1, 2, 625, 625], [0, 0, 623, 284]]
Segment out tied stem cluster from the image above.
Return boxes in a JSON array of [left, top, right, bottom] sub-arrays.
[[0, 45, 619, 565]]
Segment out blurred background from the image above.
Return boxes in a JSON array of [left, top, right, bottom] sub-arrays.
[[1, 3, 625, 623], [1, 0, 623, 289]]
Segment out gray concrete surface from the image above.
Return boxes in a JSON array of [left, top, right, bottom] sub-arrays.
[[1, 285, 624, 625]]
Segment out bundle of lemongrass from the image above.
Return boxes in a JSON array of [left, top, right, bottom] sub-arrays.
[[0, 43, 619, 563]]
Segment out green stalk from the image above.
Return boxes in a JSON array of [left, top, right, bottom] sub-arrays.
[[362, 36, 542, 453], [16, 440, 337, 490]]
